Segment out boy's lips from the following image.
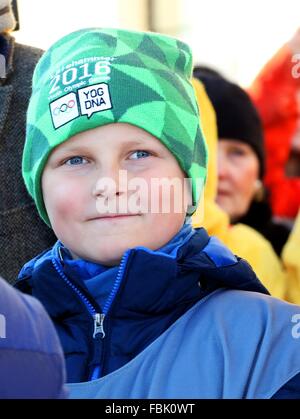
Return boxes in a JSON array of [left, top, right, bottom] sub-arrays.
[[87, 214, 141, 221]]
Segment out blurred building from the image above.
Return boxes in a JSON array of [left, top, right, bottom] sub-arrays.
[[13, 0, 300, 86]]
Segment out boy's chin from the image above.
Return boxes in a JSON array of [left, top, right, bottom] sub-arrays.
[[68, 221, 185, 265], [82, 252, 124, 267], [72, 243, 132, 266], [72, 240, 153, 266]]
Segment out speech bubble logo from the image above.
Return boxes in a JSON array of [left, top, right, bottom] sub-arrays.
[[78, 83, 112, 119]]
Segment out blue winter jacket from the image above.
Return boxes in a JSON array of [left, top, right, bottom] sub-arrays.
[[0, 277, 67, 398], [16, 228, 300, 398]]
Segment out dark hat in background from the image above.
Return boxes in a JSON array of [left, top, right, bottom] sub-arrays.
[[193, 67, 265, 178], [0, 0, 16, 33]]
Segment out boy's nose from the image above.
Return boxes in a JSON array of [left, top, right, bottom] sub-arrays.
[[92, 182, 122, 198], [92, 169, 128, 199]]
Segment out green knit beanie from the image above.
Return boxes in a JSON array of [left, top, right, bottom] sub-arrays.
[[23, 28, 207, 226]]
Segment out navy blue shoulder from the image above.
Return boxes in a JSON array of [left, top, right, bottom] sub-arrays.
[[271, 372, 300, 399]]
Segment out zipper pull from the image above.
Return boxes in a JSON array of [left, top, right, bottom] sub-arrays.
[[93, 313, 105, 339]]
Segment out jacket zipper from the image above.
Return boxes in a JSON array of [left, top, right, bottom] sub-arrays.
[[52, 257, 103, 334], [93, 313, 105, 338], [51, 248, 131, 379], [102, 250, 131, 316], [95, 250, 131, 378]]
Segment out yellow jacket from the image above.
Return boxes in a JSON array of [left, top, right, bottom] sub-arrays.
[[282, 211, 300, 304], [191, 78, 286, 300]]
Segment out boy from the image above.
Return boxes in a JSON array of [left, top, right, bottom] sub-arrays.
[[17, 28, 300, 398]]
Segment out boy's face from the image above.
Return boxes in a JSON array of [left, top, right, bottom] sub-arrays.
[[42, 123, 191, 265]]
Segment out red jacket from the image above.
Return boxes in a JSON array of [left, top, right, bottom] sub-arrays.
[[249, 45, 300, 218]]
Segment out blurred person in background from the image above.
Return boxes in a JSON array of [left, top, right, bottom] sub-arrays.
[[193, 68, 290, 257], [0, 0, 56, 284], [191, 77, 286, 301], [282, 209, 300, 304], [249, 27, 300, 227]]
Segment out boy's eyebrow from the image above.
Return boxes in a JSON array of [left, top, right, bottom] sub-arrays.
[[50, 145, 89, 157], [54, 139, 155, 156], [121, 138, 166, 151], [120, 139, 153, 148]]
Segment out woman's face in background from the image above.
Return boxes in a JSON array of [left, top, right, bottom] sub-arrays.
[[216, 139, 260, 223]]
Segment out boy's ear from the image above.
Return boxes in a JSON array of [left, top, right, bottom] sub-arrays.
[[185, 188, 195, 215], [186, 204, 197, 216]]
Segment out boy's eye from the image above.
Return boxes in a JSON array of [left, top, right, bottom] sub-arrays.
[[129, 150, 151, 160], [64, 156, 88, 165]]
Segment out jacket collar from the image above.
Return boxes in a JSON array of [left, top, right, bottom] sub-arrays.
[[17, 228, 269, 320]]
